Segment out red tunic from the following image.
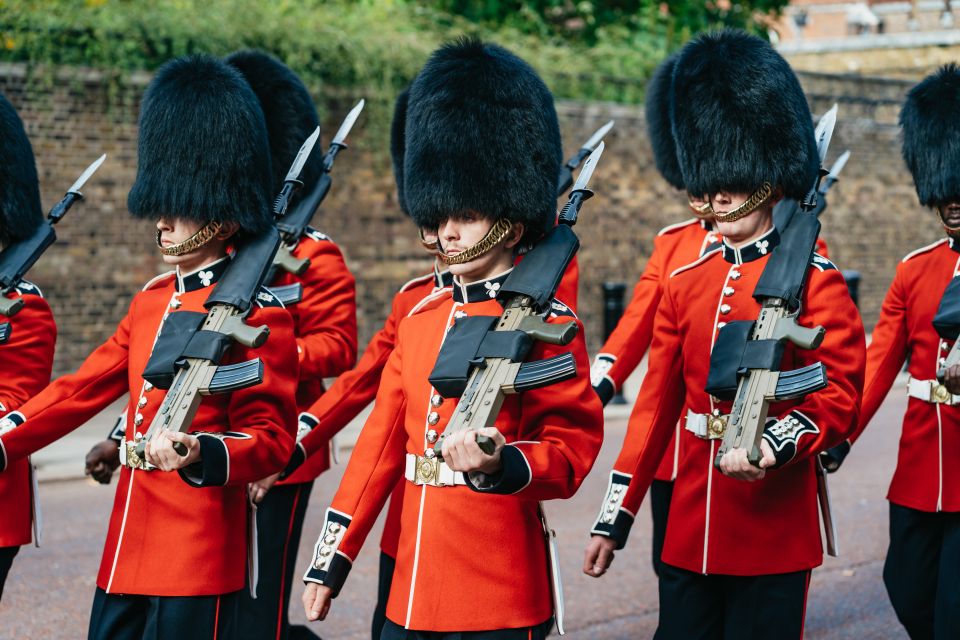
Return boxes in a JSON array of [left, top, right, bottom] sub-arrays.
[[590, 218, 720, 501], [272, 228, 357, 485], [303, 270, 602, 632], [852, 237, 960, 513], [0, 283, 56, 548], [617, 229, 864, 575], [0, 259, 299, 595]]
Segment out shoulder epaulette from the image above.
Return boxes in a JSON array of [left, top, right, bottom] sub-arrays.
[[141, 271, 176, 292], [901, 238, 948, 263], [254, 286, 286, 308], [669, 249, 720, 279], [810, 253, 838, 272], [399, 272, 435, 293], [548, 298, 577, 320], [14, 279, 43, 298], [304, 227, 331, 243], [657, 218, 700, 237]]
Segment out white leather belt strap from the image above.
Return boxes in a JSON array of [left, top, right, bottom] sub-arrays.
[[404, 453, 467, 487], [907, 378, 960, 405], [684, 409, 729, 440]]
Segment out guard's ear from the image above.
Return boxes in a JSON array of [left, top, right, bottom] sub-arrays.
[[216, 221, 241, 240], [504, 222, 525, 250]]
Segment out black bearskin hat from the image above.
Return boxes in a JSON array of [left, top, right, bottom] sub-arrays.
[[128, 55, 273, 235], [671, 30, 819, 201], [390, 88, 410, 216], [645, 54, 684, 190], [225, 50, 322, 197], [404, 39, 562, 239], [0, 94, 43, 246], [901, 64, 960, 208]]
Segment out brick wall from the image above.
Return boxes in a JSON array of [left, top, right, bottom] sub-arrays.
[[0, 62, 937, 376]]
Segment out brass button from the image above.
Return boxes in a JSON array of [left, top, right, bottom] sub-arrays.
[[730, 270, 741, 280], [719, 304, 731, 314], [324, 534, 337, 545], [424, 447, 436, 459], [327, 523, 341, 534], [427, 412, 440, 426], [426, 429, 439, 444], [717, 322, 727, 329], [169, 298, 182, 309], [138, 397, 147, 408], [431, 394, 443, 407], [319, 546, 332, 557], [134, 413, 144, 426], [723, 287, 735, 296], [144, 382, 154, 392]]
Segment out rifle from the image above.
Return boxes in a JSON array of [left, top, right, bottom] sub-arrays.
[[428, 143, 604, 458], [708, 107, 839, 468], [0, 154, 105, 317], [557, 120, 613, 196], [934, 275, 960, 386], [271, 100, 365, 277], [136, 129, 322, 458]]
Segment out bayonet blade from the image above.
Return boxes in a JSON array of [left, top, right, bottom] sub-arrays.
[[813, 104, 838, 166], [571, 141, 604, 192], [827, 150, 850, 181], [68, 154, 106, 194], [581, 120, 614, 152], [283, 127, 321, 184], [331, 99, 365, 147]]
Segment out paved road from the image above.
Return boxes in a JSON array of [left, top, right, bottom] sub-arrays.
[[0, 386, 910, 639]]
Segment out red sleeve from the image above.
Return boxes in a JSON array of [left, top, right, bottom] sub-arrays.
[[465, 315, 604, 501], [0, 294, 55, 412], [554, 254, 579, 312], [297, 292, 403, 460], [760, 267, 866, 466], [183, 306, 300, 487], [850, 266, 907, 443], [617, 283, 686, 522], [0, 298, 132, 469], [292, 240, 357, 380], [303, 328, 409, 594], [591, 233, 668, 400]]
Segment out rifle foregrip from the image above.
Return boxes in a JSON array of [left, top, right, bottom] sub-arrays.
[[209, 359, 264, 394], [519, 317, 578, 345]]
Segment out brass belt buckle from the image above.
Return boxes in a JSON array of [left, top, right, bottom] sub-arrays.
[[932, 383, 952, 404], [414, 455, 440, 486], [707, 411, 728, 439], [124, 440, 154, 471]]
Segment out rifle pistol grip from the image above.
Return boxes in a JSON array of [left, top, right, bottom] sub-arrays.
[[273, 248, 310, 276], [222, 316, 270, 348], [774, 318, 824, 350], [519, 317, 578, 345]]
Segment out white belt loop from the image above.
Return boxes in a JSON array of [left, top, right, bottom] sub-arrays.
[[404, 453, 468, 487], [907, 377, 960, 405]]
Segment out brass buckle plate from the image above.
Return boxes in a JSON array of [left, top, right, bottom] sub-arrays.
[[932, 383, 952, 404], [414, 455, 441, 486], [707, 414, 728, 439], [123, 441, 154, 471]]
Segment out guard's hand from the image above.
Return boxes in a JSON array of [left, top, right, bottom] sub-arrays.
[[144, 431, 201, 471], [718, 439, 775, 481], [303, 583, 333, 621], [583, 535, 618, 578], [943, 363, 960, 395], [249, 472, 281, 504], [441, 427, 506, 475], [85, 440, 120, 485]]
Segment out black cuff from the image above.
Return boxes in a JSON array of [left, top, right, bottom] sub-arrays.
[[594, 378, 615, 407], [465, 445, 531, 495], [179, 434, 229, 487], [304, 552, 351, 598], [819, 440, 851, 473], [762, 411, 819, 469], [0, 412, 25, 472], [107, 416, 126, 444], [598, 510, 635, 550], [590, 471, 634, 549], [303, 509, 352, 597], [280, 443, 306, 480]]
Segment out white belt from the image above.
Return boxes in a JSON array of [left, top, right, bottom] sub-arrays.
[[119, 439, 156, 471], [685, 409, 729, 440], [405, 453, 468, 487], [907, 378, 960, 405]]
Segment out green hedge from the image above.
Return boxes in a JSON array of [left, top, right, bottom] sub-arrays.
[[0, 0, 666, 104]]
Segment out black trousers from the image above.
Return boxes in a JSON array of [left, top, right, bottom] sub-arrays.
[[0, 545, 19, 603], [883, 503, 960, 639], [232, 481, 317, 640], [372, 551, 397, 640], [88, 587, 233, 640], [380, 618, 553, 640], [655, 562, 810, 640], [649, 479, 674, 577]]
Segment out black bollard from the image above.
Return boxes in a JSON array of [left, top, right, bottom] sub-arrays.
[[842, 270, 861, 309], [602, 282, 628, 405]]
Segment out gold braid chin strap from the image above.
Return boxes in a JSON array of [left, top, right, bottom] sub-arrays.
[[438, 217, 514, 265], [418, 227, 439, 251], [157, 221, 223, 257], [689, 199, 714, 220], [709, 182, 774, 224]]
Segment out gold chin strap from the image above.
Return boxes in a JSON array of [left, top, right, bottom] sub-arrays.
[[710, 183, 774, 224], [438, 218, 514, 265], [937, 206, 960, 233], [689, 199, 714, 220], [157, 221, 223, 257], [418, 227, 439, 251]]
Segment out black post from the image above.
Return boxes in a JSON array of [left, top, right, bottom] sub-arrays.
[[602, 282, 628, 405]]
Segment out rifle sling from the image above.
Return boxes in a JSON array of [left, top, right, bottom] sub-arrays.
[[933, 276, 960, 340], [142, 311, 207, 389], [179, 329, 233, 364]]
